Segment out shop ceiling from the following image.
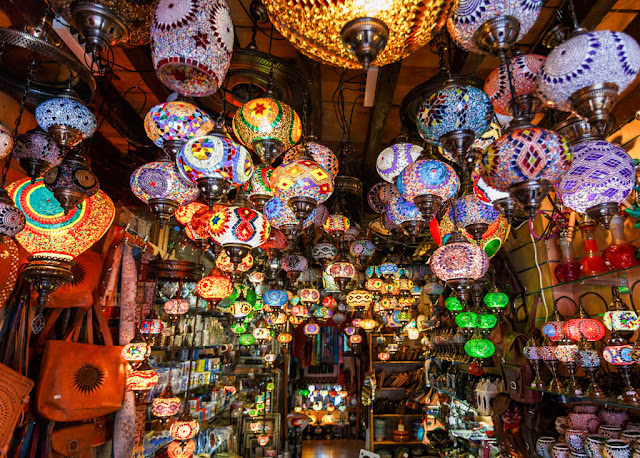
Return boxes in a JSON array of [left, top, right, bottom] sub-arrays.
[[2, 0, 640, 206]]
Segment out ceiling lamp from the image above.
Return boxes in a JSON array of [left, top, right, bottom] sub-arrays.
[[416, 84, 494, 168], [7, 178, 114, 306], [376, 139, 423, 184], [304, 323, 320, 336], [472, 165, 515, 224], [326, 257, 357, 291], [350, 239, 375, 266], [397, 159, 460, 221], [483, 290, 509, 315], [323, 214, 350, 240], [286, 138, 339, 179], [216, 249, 254, 280], [263, 197, 315, 241], [170, 413, 200, 443], [262, 0, 449, 69], [430, 236, 489, 302], [13, 129, 61, 183], [481, 127, 572, 218], [347, 290, 373, 313], [163, 299, 190, 318], [447, 0, 543, 55], [538, 30, 640, 136], [209, 205, 270, 267], [131, 159, 199, 227], [484, 54, 545, 118], [247, 165, 274, 210], [282, 252, 308, 282], [151, 0, 233, 97], [260, 227, 288, 259], [232, 97, 302, 165], [196, 268, 234, 308], [454, 192, 500, 241], [271, 156, 334, 223], [176, 125, 254, 208], [555, 119, 635, 228], [298, 287, 320, 305], [386, 195, 425, 242], [144, 102, 213, 157], [312, 242, 338, 269], [151, 389, 182, 422]]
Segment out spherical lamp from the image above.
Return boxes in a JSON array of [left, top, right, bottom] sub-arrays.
[[282, 252, 308, 282], [430, 239, 489, 301], [454, 192, 500, 241], [376, 140, 422, 183], [327, 258, 357, 290], [386, 195, 425, 242], [35, 94, 97, 152], [286, 139, 339, 179], [247, 164, 274, 210], [144, 102, 213, 156], [346, 290, 373, 312], [13, 129, 61, 183], [196, 268, 234, 307], [263, 197, 314, 241], [350, 239, 375, 266], [312, 242, 338, 268]]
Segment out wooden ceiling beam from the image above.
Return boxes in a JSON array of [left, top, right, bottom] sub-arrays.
[[122, 46, 169, 103], [363, 61, 402, 187]]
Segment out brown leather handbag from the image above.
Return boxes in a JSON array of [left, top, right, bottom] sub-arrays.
[[35, 302, 126, 422], [51, 423, 95, 458]]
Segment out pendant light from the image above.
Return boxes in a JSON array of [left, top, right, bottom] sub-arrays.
[[385, 195, 425, 242], [13, 129, 61, 183], [376, 137, 423, 184], [247, 164, 275, 211]]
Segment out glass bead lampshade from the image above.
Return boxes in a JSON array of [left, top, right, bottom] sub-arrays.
[[127, 361, 158, 392], [164, 299, 190, 317], [323, 214, 350, 238], [556, 140, 635, 222], [0, 124, 12, 160], [472, 165, 509, 204], [483, 291, 509, 312], [299, 287, 320, 304], [196, 270, 233, 305], [447, 0, 543, 55], [416, 84, 494, 165], [554, 343, 579, 364], [144, 102, 213, 151], [263, 289, 289, 309], [455, 311, 478, 329], [366, 278, 384, 294], [430, 242, 489, 300], [238, 333, 255, 345], [208, 205, 270, 266], [313, 204, 330, 227], [386, 195, 425, 242], [262, 0, 449, 69], [121, 333, 151, 368], [376, 141, 423, 183], [361, 318, 378, 332], [538, 30, 640, 134], [7, 178, 114, 305], [151, 391, 181, 419], [286, 140, 339, 179], [304, 323, 320, 336], [323, 296, 337, 309], [170, 415, 200, 441], [278, 332, 293, 344], [13, 129, 61, 182], [327, 260, 357, 290], [478, 313, 498, 330], [313, 306, 333, 322], [563, 318, 606, 342], [464, 338, 496, 359], [281, 253, 308, 282], [247, 164, 274, 210], [271, 158, 334, 222], [604, 310, 640, 333], [263, 197, 315, 238], [248, 271, 265, 286], [349, 334, 363, 344], [167, 440, 196, 458], [131, 160, 199, 226], [175, 201, 206, 225], [232, 97, 302, 165], [260, 227, 288, 258], [481, 127, 572, 217], [454, 192, 500, 241], [397, 159, 460, 221], [603, 344, 634, 366], [0, 187, 26, 237], [350, 239, 375, 265], [332, 312, 346, 324], [379, 263, 399, 278], [35, 96, 97, 151], [139, 315, 164, 335], [312, 242, 338, 267], [484, 54, 545, 116], [151, 0, 233, 97], [346, 290, 373, 310], [176, 131, 254, 207]]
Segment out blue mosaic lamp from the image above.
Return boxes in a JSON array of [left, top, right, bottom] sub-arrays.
[[455, 192, 500, 241]]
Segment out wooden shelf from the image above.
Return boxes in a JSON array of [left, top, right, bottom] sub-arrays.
[[374, 440, 423, 445], [373, 414, 424, 417], [373, 360, 423, 364], [527, 387, 640, 411]]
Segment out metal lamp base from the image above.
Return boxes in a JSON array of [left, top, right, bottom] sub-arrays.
[[466, 223, 488, 241], [224, 243, 251, 269], [280, 224, 300, 244], [586, 202, 619, 229], [23, 256, 74, 307], [48, 125, 83, 152], [70, 1, 130, 55], [197, 177, 230, 209], [413, 194, 443, 222], [253, 138, 284, 165], [340, 17, 389, 70], [163, 140, 185, 160], [401, 220, 425, 243], [20, 158, 47, 183], [446, 278, 474, 303], [473, 15, 521, 56], [569, 82, 618, 137], [493, 196, 518, 225], [509, 179, 550, 220], [148, 198, 179, 228], [288, 196, 317, 224], [249, 194, 271, 211], [440, 129, 476, 168]]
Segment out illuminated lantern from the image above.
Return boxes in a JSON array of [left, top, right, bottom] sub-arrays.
[[257, 435, 270, 446], [151, 0, 233, 97], [454, 192, 500, 241], [323, 213, 350, 238], [386, 195, 426, 242], [143, 102, 213, 151], [264, 353, 276, 364], [263, 197, 315, 240], [361, 318, 378, 332], [196, 269, 233, 306], [35, 95, 96, 151], [121, 333, 151, 368], [464, 338, 496, 359], [13, 129, 61, 183], [233, 97, 302, 164], [378, 352, 390, 361], [312, 242, 338, 268], [407, 328, 420, 340], [478, 314, 498, 330], [247, 164, 274, 210], [292, 306, 309, 317], [278, 333, 293, 345], [167, 440, 196, 458], [263, 289, 289, 309], [260, 227, 288, 259], [603, 345, 634, 366], [350, 239, 376, 265], [127, 361, 158, 396], [286, 139, 339, 179], [313, 306, 333, 322], [140, 313, 164, 336], [304, 323, 320, 336], [376, 140, 422, 183], [322, 296, 337, 309], [430, 240, 489, 300], [299, 287, 320, 304], [347, 290, 373, 311], [563, 318, 605, 342], [455, 312, 478, 329], [445, 296, 464, 312], [164, 299, 190, 317], [239, 333, 256, 346], [483, 291, 509, 311], [282, 253, 308, 282], [344, 327, 356, 336], [379, 263, 398, 278], [230, 322, 247, 334], [327, 259, 357, 290], [349, 334, 363, 344], [170, 415, 200, 442], [289, 316, 305, 327], [253, 327, 271, 341], [8, 178, 114, 306], [151, 391, 182, 420]]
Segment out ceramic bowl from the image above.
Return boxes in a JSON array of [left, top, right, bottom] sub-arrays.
[[538, 436, 557, 458], [603, 439, 631, 458], [625, 423, 640, 432], [622, 430, 640, 449], [566, 429, 588, 453], [554, 443, 571, 458], [570, 412, 601, 434], [600, 425, 623, 440], [600, 409, 630, 428], [585, 435, 608, 458]]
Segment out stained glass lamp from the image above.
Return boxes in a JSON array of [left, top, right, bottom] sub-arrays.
[[556, 139, 635, 227], [376, 140, 423, 183], [170, 413, 200, 442], [386, 195, 425, 242], [447, 0, 543, 55], [538, 30, 640, 135], [232, 97, 302, 165], [271, 158, 334, 222], [430, 239, 489, 301], [483, 291, 509, 316], [8, 178, 114, 306], [196, 268, 234, 307], [304, 323, 320, 336], [127, 361, 158, 401], [247, 164, 274, 210], [423, 278, 444, 304], [131, 159, 199, 226], [484, 54, 545, 117], [455, 311, 478, 330], [347, 290, 373, 312], [151, 0, 233, 97], [144, 102, 213, 158], [281, 253, 308, 282], [0, 124, 12, 161], [238, 333, 255, 346], [350, 239, 375, 266], [263, 197, 314, 241], [176, 127, 254, 208], [298, 287, 320, 304], [478, 313, 498, 332], [323, 214, 350, 239], [209, 205, 270, 267], [121, 332, 151, 369], [312, 242, 338, 268], [151, 389, 181, 421], [278, 332, 293, 345], [464, 338, 495, 359], [216, 250, 254, 279], [604, 293, 640, 335], [286, 139, 339, 179], [0, 186, 25, 237], [260, 227, 288, 258], [327, 258, 357, 290], [164, 299, 190, 318], [481, 127, 572, 218], [397, 159, 459, 221], [263, 289, 289, 309], [13, 129, 61, 182], [454, 192, 500, 241], [472, 165, 515, 224], [417, 84, 494, 166], [262, 0, 449, 69], [35, 95, 97, 151]]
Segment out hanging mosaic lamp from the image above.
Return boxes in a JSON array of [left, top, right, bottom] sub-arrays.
[[170, 412, 200, 442], [263, 289, 289, 310], [247, 164, 274, 210], [397, 159, 459, 222], [216, 250, 254, 280], [286, 138, 339, 179], [281, 252, 308, 282], [298, 287, 320, 304], [121, 331, 151, 368], [7, 178, 114, 306], [262, 0, 449, 69], [163, 299, 190, 318], [444, 295, 464, 313], [483, 290, 509, 314], [151, 0, 233, 97], [430, 236, 489, 302], [263, 197, 314, 242], [447, 0, 543, 55], [13, 129, 61, 183], [472, 165, 515, 224], [312, 242, 338, 268], [176, 124, 254, 208], [484, 54, 545, 117], [0, 124, 12, 161], [538, 30, 640, 136], [416, 84, 494, 167], [323, 214, 350, 240], [347, 290, 373, 312], [454, 191, 500, 241], [271, 156, 334, 223], [151, 388, 182, 421], [386, 195, 425, 242], [0, 186, 25, 238], [604, 291, 640, 334], [326, 256, 357, 291], [278, 332, 293, 345], [464, 337, 496, 359], [196, 268, 234, 307], [208, 205, 270, 267], [350, 239, 375, 266], [139, 309, 165, 338], [423, 276, 444, 304], [260, 227, 288, 259], [376, 139, 423, 183], [127, 360, 158, 401], [481, 127, 572, 218], [232, 97, 302, 165], [144, 101, 213, 157]]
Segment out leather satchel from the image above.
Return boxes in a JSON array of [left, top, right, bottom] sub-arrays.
[[35, 302, 126, 422], [51, 423, 95, 458]]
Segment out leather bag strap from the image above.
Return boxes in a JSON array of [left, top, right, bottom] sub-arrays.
[[527, 295, 540, 335]]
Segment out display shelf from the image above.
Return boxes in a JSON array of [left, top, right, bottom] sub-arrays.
[[527, 386, 640, 411], [373, 413, 425, 417], [428, 357, 502, 376], [373, 440, 424, 445], [377, 387, 410, 391], [523, 263, 640, 297], [151, 345, 221, 351], [373, 360, 424, 364]]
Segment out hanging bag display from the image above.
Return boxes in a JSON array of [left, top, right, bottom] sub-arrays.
[[35, 301, 126, 422], [51, 423, 96, 458]]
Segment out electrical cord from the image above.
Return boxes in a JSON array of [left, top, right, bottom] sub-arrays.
[[530, 229, 549, 323]]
